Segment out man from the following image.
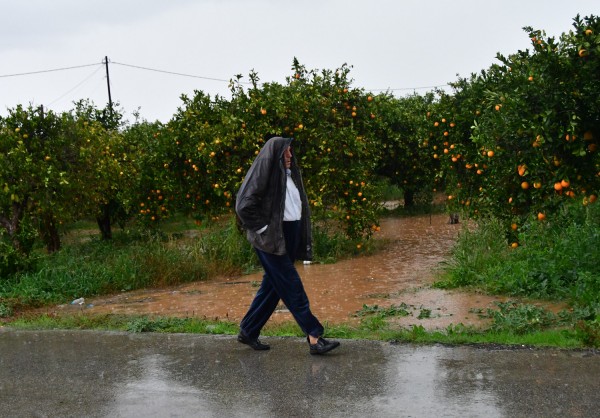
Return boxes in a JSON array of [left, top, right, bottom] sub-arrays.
[[235, 136, 340, 355]]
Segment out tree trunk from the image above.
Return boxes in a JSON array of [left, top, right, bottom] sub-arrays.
[[403, 189, 415, 207], [0, 198, 29, 254], [41, 213, 61, 253], [96, 203, 113, 240]]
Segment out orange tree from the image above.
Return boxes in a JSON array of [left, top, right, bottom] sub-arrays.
[[72, 101, 141, 239], [164, 59, 383, 240], [428, 14, 600, 242], [158, 90, 244, 225], [0, 104, 126, 254], [119, 119, 175, 228]]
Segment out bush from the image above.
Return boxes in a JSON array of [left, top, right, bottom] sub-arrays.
[[0, 240, 29, 278]]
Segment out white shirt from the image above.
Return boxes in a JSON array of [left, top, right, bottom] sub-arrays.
[[284, 170, 302, 221]]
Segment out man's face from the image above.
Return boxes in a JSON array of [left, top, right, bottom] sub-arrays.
[[283, 146, 292, 169]]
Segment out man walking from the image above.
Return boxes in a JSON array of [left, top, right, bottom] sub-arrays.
[[235, 136, 340, 355]]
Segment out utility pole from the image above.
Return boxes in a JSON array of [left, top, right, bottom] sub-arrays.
[[103, 56, 113, 112]]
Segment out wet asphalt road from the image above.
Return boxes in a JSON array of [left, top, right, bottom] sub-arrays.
[[1, 328, 599, 418]]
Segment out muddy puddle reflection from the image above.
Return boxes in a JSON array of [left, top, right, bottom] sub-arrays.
[[74, 213, 557, 329]]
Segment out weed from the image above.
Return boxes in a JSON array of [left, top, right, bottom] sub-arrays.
[[483, 301, 558, 334], [354, 303, 412, 318], [0, 301, 14, 318], [417, 308, 432, 319]]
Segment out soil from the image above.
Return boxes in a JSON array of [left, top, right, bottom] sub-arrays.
[[53, 212, 566, 330]]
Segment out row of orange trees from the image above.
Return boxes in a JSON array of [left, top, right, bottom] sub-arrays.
[[1, 15, 598, 261], [0, 60, 434, 259]]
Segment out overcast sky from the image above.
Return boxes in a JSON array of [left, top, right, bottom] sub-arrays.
[[1, 0, 598, 123]]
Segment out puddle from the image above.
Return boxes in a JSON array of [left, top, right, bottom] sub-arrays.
[[59, 213, 565, 329]]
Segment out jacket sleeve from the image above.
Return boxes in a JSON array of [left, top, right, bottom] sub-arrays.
[[235, 158, 271, 231]]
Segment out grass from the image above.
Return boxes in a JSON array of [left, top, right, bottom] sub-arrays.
[[436, 203, 600, 306], [4, 311, 592, 350]]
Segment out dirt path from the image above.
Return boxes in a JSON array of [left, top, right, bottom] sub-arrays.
[[55, 213, 562, 330]]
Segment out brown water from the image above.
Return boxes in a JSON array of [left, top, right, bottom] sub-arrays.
[[59, 213, 563, 329]]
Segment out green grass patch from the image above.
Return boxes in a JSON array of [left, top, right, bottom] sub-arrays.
[[436, 202, 600, 307], [4, 312, 593, 349]]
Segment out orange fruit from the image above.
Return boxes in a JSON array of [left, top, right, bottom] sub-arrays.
[[518, 164, 527, 176], [560, 179, 570, 189], [521, 181, 530, 190], [554, 182, 563, 191], [533, 182, 542, 189], [511, 223, 518, 231], [590, 194, 598, 203], [537, 212, 546, 221], [579, 49, 588, 57], [487, 150, 495, 157], [511, 242, 519, 249]]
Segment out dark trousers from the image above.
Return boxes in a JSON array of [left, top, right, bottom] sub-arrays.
[[240, 221, 324, 340]]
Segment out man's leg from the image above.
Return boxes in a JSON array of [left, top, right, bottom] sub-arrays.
[[239, 270, 280, 340], [254, 249, 324, 338]]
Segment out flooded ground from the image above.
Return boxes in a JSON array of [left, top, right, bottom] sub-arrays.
[[58, 213, 560, 329]]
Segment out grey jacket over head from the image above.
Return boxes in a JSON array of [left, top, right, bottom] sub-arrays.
[[235, 137, 313, 260]]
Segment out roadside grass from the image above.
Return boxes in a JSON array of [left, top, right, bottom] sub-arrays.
[[4, 312, 591, 349]]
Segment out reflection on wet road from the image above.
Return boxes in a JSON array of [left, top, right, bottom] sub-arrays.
[[1, 330, 598, 417]]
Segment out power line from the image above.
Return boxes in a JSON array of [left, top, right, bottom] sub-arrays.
[[111, 61, 251, 84], [368, 84, 449, 92], [0, 59, 449, 92], [48, 65, 104, 106], [0, 63, 101, 78]]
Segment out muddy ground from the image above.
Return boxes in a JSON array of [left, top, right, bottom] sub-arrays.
[[46, 212, 568, 330]]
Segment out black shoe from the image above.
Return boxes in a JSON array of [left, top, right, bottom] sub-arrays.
[[308, 337, 340, 355], [238, 333, 270, 350]]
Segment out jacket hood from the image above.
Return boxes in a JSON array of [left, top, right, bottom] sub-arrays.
[[256, 136, 293, 163]]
